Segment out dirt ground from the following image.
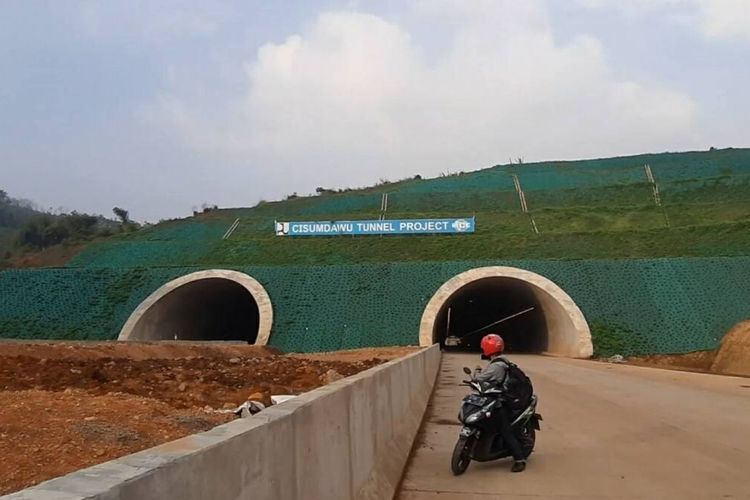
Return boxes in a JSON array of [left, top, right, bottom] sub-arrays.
[[625, 320, 750, 377], [711, 320, 750, 377], [5, 243, 86, 268], [288, 346, 420, 362], [0, 342, 414, 495], [626, 350, 718, 374]]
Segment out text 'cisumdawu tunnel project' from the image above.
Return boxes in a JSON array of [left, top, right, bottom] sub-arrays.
[[2, 148, 750, 358]]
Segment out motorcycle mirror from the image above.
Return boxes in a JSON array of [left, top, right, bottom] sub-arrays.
[[462, 367, 472, 375]]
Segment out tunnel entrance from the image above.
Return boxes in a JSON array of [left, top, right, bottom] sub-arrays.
[[420, 267, 593, 358], [128, 278, 259, 342], [119, 270, 273, 345], [433, 277, 548, 352]]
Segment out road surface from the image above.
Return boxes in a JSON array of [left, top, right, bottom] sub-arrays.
[[398, 353, 750, 499]]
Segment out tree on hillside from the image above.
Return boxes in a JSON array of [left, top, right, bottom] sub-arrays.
[[112, 206, 141, 233], [15, 211, 101, 249], [112, 207, 130, 224], [1, 188, 123, 261], [0, 189, 42, 229]]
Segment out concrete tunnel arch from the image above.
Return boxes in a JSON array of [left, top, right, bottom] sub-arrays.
[[118, 270, 273, 345], [419, 266, 593, 358]]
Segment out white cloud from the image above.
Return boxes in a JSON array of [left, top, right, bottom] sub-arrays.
[[576, 0, 750, 41], [697, 0, 750, 40], [149, 1, 698, 192]]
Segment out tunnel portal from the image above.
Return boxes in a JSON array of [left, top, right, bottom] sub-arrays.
[[119, 270, 273, 345], [420, 267, 593, 358], [433, 277, 548, 352]]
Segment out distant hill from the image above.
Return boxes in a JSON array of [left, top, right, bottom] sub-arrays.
[[0, 189, 121, 266]]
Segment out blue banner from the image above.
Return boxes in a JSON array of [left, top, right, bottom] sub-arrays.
[[275, 217, 475, 237]]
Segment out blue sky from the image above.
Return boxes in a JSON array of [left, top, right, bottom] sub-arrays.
[[1, 0, 748, 221]]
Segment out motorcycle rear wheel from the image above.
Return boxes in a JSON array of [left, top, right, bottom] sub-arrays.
[[451, 436, 473, 475]]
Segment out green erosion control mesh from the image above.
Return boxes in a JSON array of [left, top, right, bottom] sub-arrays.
[[66, 149, 750, 268], [2, 258, 749, 357], [6, 149, 750, 357]]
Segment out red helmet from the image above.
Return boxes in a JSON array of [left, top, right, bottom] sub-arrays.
[[480, 334, 505, 357]]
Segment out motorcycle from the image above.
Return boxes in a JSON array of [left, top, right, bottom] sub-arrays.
[[451, 366, 542, 475]]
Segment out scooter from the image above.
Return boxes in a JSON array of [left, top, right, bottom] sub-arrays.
[[451, 366, 542, 475]]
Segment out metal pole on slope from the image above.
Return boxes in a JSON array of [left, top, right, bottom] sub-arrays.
[[644, 164, 670, 228], [223, 218, 240, 240], [512, 173, 539, 234]]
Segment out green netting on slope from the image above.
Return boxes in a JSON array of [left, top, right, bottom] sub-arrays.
[[62, 149, 750, 269], [68, 240, 221, 268], [386, 190, 520, 212], [0, 267, 215, 341], [68, 221, 229, 268], [258, 257, 750, 356], [525, 184, 655, 208], [648, 153, 750, 182], [387, 149, 750, 194], [3, 258, 749, 356], [659, 176, 750, 200], [67, 215, 750, 269], [124, 221, 228, 242], [246, 193, 383, 217], [394, 169, 516, 193], [514, 165, 647, 191], [295, 193, 382, 216]]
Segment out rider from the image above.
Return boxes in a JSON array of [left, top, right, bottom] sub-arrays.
[[474, 333, 528, 473]]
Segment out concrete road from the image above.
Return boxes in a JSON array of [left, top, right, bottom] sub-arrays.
[[398, 354, 750, 499]]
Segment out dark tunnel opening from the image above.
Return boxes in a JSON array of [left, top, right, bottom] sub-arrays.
[[433, 277, 548, 353], [128, 278, 261, 343]]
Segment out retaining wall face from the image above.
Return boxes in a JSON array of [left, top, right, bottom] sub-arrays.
[[2, 345, 441, 500], [1, 257, 750, 355]]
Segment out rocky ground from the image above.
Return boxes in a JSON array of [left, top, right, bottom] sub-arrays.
[[0, 341, 417, 495]]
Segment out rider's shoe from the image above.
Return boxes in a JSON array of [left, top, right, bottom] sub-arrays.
[[511, 460, 526, 473]]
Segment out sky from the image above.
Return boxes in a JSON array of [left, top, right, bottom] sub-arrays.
[[1, 0, 748, 221]]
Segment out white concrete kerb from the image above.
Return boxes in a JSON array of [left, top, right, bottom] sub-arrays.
[[117, 269, 273, 345], [419, 266, 593, 358]]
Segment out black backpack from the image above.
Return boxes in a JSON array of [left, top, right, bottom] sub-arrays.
[[494, 358, 533, 407]]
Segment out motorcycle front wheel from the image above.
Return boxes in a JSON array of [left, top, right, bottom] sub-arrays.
[[451, 436, 473, 475], [521, 422, 536, 458]]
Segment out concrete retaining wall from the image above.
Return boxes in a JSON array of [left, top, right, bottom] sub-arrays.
[[4, 345, 441, 500]]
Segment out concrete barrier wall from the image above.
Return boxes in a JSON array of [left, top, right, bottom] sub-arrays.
[[4, 345, 441, 500]]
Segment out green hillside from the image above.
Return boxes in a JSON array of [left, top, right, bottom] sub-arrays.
[[2, 258, 749, 356], [68, 148, 750, 268], [2, 148, 749, 356]]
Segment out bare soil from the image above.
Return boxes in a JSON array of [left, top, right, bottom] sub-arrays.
[[625, 320, 750, 377], [0, 342, 414, 495], [626, 350, 718, 374], [289, 346, 420, 363], [711, 320, 750, 377], [6, 243, 87, 268]]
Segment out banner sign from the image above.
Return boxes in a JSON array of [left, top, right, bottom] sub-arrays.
[[275, 217, 475, 237]]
